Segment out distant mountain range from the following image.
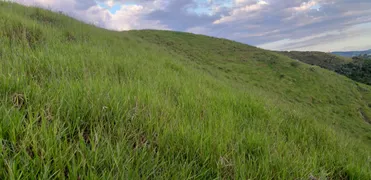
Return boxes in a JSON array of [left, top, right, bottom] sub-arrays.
[[331, 49, 371, 57]]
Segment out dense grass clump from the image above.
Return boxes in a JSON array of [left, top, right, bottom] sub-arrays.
[[0, 2, 371, 179], [30, 8, 58, 25], [3, 21, 44, 48]]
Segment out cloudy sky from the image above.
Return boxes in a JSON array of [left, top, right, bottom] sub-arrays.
[[14, 0, 371, 52]]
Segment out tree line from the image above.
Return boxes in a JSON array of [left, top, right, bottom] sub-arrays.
[[335, 54, 371, 85]]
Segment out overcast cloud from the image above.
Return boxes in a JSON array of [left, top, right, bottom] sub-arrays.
[[13, 0, 371, 51]]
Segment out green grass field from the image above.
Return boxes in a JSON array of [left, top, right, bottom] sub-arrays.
[[1, 2, 371, 179]]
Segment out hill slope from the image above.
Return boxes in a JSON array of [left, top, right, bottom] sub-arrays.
[[1, 2, 371, 179], [129, 29, 371, 144], [278, 51, 351, 71]]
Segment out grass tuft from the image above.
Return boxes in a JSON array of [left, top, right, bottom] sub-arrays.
[[63, 31, 76, 42], [30, 8, 58, 25], [3, 21, 43, 48], [290, 61, 301, 67]]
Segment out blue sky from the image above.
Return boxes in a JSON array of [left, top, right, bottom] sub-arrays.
[[95, 1, 121, 14], [14, 0, 371, 52]]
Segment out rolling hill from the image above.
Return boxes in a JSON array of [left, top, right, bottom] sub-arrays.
[[1, 2, 371, 179]]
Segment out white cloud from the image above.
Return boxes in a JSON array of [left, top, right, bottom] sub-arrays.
[[14, 0, 169, 30], [105, 0, 115, 8], [258, 22, 371, 52], [106, 4, 169, 30], [12, 0, 371, 51], [258, 0, 268, 5], [293, 0, 317, 12], [213, 0, 269, 24]]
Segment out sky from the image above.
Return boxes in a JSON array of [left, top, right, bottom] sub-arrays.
[[12, 0, 371, 52]]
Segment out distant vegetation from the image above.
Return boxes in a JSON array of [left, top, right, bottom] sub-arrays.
[[332, 49, 371, 57], [1, 2, 371, 179], [279, 51, 371, 86], [278, 51, 351, 71], [336, 55, 371, 85]]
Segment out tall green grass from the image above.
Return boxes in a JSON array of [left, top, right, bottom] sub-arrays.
[[0, 2, 370, 179]]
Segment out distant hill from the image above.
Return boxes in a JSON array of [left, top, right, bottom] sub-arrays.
[[332, 49, 371, 57], [277, 51, 351, 71]]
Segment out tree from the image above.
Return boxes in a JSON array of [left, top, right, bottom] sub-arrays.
[[335, 55, 371, 85]]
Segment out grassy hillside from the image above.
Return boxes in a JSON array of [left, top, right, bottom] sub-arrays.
[[1, 2, 371, 179], [130, 30, 371, 144], [278, 51, 351, 71]]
